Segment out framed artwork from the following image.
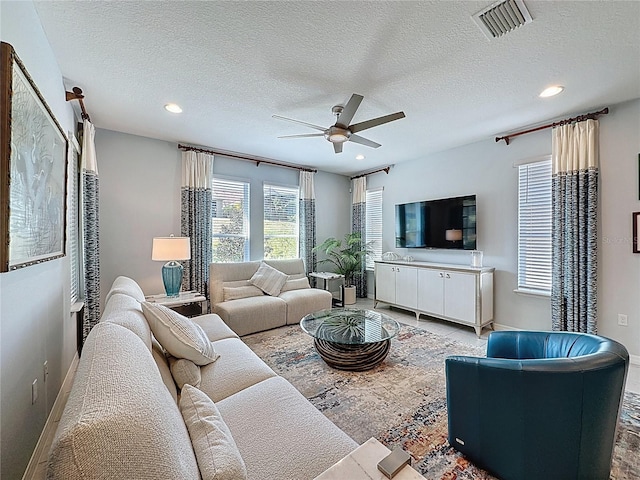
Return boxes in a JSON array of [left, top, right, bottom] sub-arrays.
[[634, 212, 640, 254], [0, 42, 68, 272]]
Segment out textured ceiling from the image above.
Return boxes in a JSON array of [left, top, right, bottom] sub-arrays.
[[33, 1, 640, 176]]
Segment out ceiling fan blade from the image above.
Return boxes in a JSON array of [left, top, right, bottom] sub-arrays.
[[349, 111, 406, 133], [333, 142, 343, 154], [335, 94, 364, 128], [278, 133, 325, 139], [349, 134, 381, 149], [272, 115, 326, 132]]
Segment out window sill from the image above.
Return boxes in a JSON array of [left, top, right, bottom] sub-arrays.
[[70, 301, 85, 314], [513, 288, 550, 298]]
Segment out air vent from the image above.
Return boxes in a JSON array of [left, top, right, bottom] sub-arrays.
[[472, 0, 533, 39]]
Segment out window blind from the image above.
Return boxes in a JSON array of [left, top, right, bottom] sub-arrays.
[[212, 177, 250, 262], [69, 143, 81, 303], [263, 183, 299, 260], [366, 187, 383, 270], [517, 158, 552, 293]]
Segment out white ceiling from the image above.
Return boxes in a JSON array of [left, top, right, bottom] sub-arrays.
[[33, 1, 640, 176]]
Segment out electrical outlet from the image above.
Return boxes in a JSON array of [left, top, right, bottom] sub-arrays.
[[618, 314, 628, 326], [43, 361, 49, 382], [32, 379, 38, 404]]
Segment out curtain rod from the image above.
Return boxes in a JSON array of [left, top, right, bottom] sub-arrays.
[[350, 165, 392, 180], [495, 107, 609, 145], [178, 144, 317, 173], [65, 86, 91, 122]]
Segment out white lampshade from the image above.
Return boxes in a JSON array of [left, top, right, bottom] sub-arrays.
[[445, 229, 463, 241], [152, 236, 191, 261]]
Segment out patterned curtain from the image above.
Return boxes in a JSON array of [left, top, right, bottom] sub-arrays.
[[81, 119, 100, 340], [352, 176, 367, 297], [551, 119, 599, 333], [181, 151, 214, 298], [299, 171, 316, 274]]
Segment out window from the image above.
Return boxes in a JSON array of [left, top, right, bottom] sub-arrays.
[[263, 183, 299, 260], [68, 137, 81, 304], [517, 157, 552, 293], [212, 177, 250, 262], [366, 187, 383, 270]]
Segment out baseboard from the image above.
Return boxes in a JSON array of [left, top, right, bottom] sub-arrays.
[[492, 323, 521, 331], [630, 354, 640, 366], [22, 353, 79, 480]]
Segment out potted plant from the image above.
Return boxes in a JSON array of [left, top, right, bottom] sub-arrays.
[[314, 232, 373, 305]]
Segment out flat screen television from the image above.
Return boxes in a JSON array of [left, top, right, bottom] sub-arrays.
[[395, 195, 476, 249]]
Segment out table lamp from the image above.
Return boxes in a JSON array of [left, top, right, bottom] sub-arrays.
[[152, 235, 191, 297], [445, 229, 463, 242]]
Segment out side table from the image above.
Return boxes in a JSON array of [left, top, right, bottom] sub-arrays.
[[145, 291, 207, 317], [309, 272, 345, 307], [314, 437, 422, 479]]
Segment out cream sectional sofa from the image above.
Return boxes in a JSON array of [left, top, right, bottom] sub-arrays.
[[210, 259, 332, 336], [46, 276, 357, 480]]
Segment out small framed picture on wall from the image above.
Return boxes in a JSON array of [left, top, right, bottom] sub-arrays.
[[633, 212, 640, 253]]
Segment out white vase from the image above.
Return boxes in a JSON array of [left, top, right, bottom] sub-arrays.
[[343, 286, 357, 305]]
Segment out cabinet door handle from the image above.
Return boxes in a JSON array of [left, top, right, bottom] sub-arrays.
[[439, 272, 444, 278], [446, 273, 451, 279]]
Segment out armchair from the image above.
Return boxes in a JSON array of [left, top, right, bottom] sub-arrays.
[[445, 331, 629, 480]]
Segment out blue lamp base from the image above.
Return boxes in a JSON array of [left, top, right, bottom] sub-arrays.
[[162, 261, 184, 297]]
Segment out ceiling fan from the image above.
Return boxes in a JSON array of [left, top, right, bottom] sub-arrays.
[[273, 94, 405, 154]]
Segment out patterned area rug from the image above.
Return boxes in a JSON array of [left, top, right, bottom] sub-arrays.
[[244, 324, 640, 480]]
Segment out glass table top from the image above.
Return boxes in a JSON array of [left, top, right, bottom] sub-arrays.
[[300, 309, 400, 345]]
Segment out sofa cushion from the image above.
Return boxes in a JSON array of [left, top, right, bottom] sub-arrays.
[[280, 277, 310, 293], [104, 275, 146, 303], [223, 285, 264, 301], [102, 292, 153, 351], [47, 322, 200, 480], [191, 313, 239, 341], [199, 338, 277, 402], [180, 385, 248, 480], [250, 262, 288, 296], [279, 288, 333, 325], [213, 296, 287, 337], [142, 302, 219, 365], [169, 356, 202, 389], [217, 376, 358, 480], [152, 342, 179, 402]]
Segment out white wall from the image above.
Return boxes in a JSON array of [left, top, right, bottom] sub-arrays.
[[368, 98, 640, 358], [96, 129, 351, 302], [0, 2, 78, 478]]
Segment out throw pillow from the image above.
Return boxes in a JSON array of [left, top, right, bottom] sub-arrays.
[[169, 356, 202, 389], [141, 302, 219, 365], [249, 262, 288, 296], [223, 285, 264, 302], [180, 384, 248, 480], [279, 277, 310, 293]]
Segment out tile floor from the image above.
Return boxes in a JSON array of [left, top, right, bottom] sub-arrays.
[[26, 299, 640, 480]]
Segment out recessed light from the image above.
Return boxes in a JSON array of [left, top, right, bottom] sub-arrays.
[[164, 103, 183, 113], [539, 86, 564, 98], [355, 154, 365, 160]]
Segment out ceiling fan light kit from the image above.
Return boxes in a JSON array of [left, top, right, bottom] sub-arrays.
[[273, 93, 405, 154]]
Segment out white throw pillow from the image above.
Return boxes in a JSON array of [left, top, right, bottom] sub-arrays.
[[169, 356, 202, 389], [223, 285, 264, 301], [141, 302, 219, 365], [279, 277, 310, 293], [180, 384, 248, 480], [249, 262, 288, 296]]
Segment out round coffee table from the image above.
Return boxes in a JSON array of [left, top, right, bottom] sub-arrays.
[[300, 308, 400, 371]]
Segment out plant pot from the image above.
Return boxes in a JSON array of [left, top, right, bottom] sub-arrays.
[[343, 286, 357, 305]]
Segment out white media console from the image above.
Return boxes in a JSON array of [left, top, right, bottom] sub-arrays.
[[374, 260, 494, 337]]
